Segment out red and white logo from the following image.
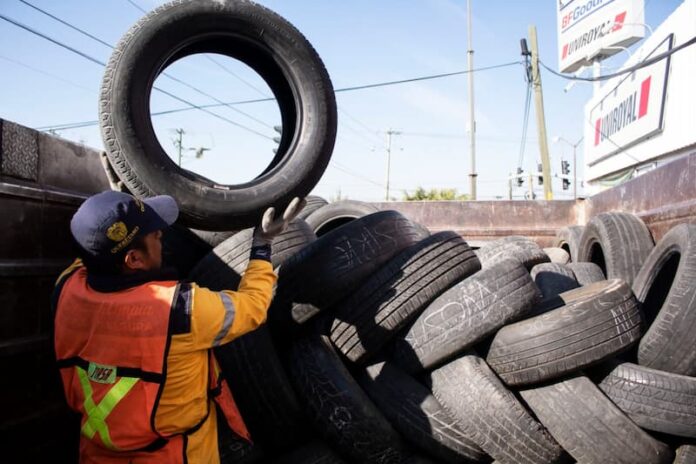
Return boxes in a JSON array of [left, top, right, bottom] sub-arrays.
[[594, 76, 652, 146]]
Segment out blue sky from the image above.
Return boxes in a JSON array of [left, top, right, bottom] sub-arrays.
[[0, 0, 682, 201]]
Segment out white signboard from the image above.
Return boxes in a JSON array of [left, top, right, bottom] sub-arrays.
[[584, 34, 672, 166], [557, 0, 646, 73]]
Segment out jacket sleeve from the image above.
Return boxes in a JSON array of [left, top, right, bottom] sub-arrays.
[[186, 258, 277, 350]]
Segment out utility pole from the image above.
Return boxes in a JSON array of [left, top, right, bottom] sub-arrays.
[[528, 173, 534, 200], [508, 174, 513, 200], [385, 129, 401, 201], [174, 128, 185, 166], [467, 0, 477, 200], [528, 25, 553, 200]]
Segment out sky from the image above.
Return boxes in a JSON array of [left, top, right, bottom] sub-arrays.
[[0, 0, 683, 201]]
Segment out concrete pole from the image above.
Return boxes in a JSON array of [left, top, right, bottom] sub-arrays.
[[529, 25, 553, 200], [467, 0, 477, 200], [385, 129, 401, 201], [529, 173, 534, 200]]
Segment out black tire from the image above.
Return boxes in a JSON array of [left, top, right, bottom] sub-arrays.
[[529, 263, 579, 301], [429, 352, 565, 464], [554, 226, 584, 262], [595, 361, 696, 438], [218, 409, 266, 464], [215, 326, 308, 451], [358, 361, 488, 464], [271, 441, 347, 464], [566, 262, 605, 285], [329, 231, 480, 364], [576, 212, 654, 285], [391, 259, 538, 375], [297, 195, 329, 220], [100, 0, 337, 230], [475, 237, 549, 270], [190, 229, 237, 248], [519, 375, 674, 464], [542, 247, 570, 264], [486, 279, 643, 386], [270, 211, 427, 330], [304, 200, 379, 236], [188, 219, 315, 291], [160, 223, 213, 277], [675, 445, 696, 464], [633, 224, 696, 375], [287, 334, 408, 464]]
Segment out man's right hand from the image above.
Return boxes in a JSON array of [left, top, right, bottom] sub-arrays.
[[252, 197, 307, 247]]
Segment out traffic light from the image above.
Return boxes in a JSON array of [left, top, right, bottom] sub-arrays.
[[537, 163, 543, 185], [561, 160, 570, 190], [516, 167, 524, 187]]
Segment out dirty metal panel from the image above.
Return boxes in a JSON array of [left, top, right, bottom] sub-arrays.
[[373, 200, 579, 247], [586, 152, 696, 241], [0, 120, 39, 181]]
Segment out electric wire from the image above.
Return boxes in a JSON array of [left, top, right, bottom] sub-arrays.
[[539, 34, 696, 82], [517, 82, 532, 169], [0, 54, 95, 92], [14, 0, 274, 132]]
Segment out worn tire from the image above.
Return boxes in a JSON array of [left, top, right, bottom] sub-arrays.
[[297, 195, 329, 220], [520, 375, 673, 464], [429, 353, 565, 464], [214, 326, 308, 450], [287, 334, 407, 464], [530, 263, 579, 301], [566, 262, 605, 285], [554, 226, 584, 262], [543, 247, 570, 264], [596, 361, 696, 438], [160, 223, 213, 277], [577, 212, 654, 285], [270, 211, 427, 330], [188, 218, 314, 291], [358, 361, 488, 464], [329, 231, 480, 364], [272, 441, 346, 464], [189, 229, 237, 248], [391, 259, 538, 374], [100, 0, 337, 230], [633, 224, 696, 375], [476, 237, 549, 270], [486, 279, 643, 386], [304, 200, 379, 236], [675, 445, 696, 464]]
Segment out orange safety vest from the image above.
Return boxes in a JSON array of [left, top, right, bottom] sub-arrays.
[[54, 268, 250, 462]]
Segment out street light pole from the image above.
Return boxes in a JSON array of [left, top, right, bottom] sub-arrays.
[[554, 136, 583, 200], [385, 129, 401, 201]]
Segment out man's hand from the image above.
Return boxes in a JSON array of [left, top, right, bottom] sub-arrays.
[[252, 197, 307, 247]]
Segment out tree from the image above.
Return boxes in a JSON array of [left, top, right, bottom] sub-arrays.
[[402, 187, 470, 201]]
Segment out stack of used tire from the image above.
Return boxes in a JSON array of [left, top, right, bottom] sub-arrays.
[[98, 2, 695, 462], [185, 206, 694, 464]]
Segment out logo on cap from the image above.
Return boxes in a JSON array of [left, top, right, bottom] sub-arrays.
[[106, 222, 128, 242]]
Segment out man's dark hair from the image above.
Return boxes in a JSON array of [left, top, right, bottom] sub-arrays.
[[75, 234, 148, 276]]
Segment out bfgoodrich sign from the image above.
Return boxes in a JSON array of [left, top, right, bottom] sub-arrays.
[[584, 34, 672, 166], [557, 0, 645, 72]]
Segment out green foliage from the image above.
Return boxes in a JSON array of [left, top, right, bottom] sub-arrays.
[[402, 187, 470, 201]]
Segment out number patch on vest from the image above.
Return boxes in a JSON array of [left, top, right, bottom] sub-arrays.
[[87, 362, 117, 384]]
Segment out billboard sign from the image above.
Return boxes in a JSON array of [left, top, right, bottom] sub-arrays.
[[557, 0, 646, 72], [584, 34, 672, 166]]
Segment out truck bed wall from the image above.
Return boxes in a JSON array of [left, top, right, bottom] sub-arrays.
[[2, 118, 695, 459]]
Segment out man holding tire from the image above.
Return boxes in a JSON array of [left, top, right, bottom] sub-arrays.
[[52, 190, 305, 463]]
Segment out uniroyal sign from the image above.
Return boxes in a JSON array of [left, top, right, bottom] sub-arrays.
[[557, 0, 645, 73], [585, 34, 672, 166]]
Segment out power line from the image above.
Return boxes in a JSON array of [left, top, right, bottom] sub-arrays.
[[0, 54, 95, 92], [18, 0, 274, 130], [517, 82, 532, 168], [37, 61, 522, 132], [125, 0, 147, 14], [540, 34, 696, 82], [0, 10, 273, 139]]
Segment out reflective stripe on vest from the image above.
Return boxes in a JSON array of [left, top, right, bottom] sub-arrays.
[[76, 365, 139, 450]]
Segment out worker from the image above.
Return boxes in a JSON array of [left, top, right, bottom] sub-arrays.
[[52, 190, 305, 463]]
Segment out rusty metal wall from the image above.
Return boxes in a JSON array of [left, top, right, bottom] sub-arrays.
[[585, 152, 696, 242], [373, 200, 581, 247], [0, 118, 110, 461]]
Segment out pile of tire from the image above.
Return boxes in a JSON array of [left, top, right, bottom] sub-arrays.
[[189, 208, 696, 464]]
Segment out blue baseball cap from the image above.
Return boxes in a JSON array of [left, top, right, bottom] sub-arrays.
[[70, 191, 179, 260]]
